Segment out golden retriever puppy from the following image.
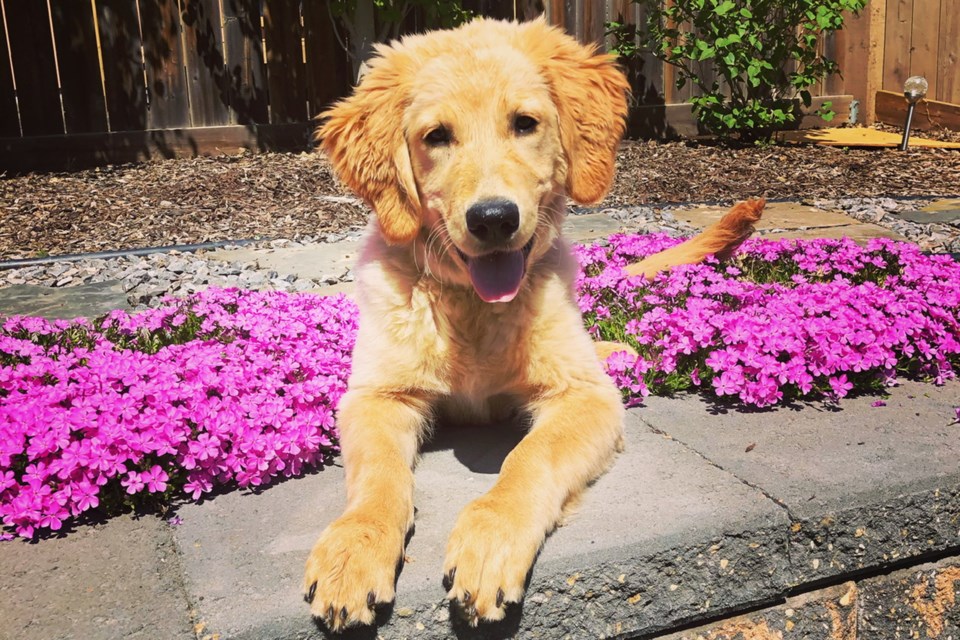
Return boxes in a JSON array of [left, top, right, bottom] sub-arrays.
[[303, 17, 762, 632], [303, 17, 628, 630]]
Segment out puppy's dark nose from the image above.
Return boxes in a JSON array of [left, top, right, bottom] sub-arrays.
[[466, 199, 520, 244]]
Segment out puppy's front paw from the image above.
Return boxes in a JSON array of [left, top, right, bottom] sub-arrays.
[[303, 513, 404, 632], [442, 495, 543, 625]]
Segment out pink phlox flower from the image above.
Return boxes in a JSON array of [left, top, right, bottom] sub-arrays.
[[141, 466, 169, 493], [121, 471, 145, 495]]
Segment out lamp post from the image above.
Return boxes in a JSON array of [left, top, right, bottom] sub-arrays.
[[900, 76, 928, 151]]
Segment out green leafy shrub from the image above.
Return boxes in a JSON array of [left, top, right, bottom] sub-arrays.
[[608, 0, 868, 141]]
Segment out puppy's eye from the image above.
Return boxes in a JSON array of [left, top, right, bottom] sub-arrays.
[[424, 126, 452, 147], [513, 115, 538, 134]]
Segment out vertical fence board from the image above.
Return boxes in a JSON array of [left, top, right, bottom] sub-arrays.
[[667, 23, 693, 103], [50, 1, 108, 133], [582, 0, 607, 46], [883, 0, 913, 92], [545, 0, 565, 27], [863, 0, 886, 122], [0, 8, 21, 136], [909, 0, 941, 98], [222, 0, 268, 124], [565, 0, 579, 38], [937, 0, 959, 103], [836, 9, 871, 103], [634, 1, 664, 103], [96, 0, 148, 131], [822, 13, 863, 98], [303, 2, 348, 121], [139, 0, 190, 129], [181, 0, 231, 126], [262, 0, 306, 123], [5, 0, 63, 135], [822, 28, 842, 95]]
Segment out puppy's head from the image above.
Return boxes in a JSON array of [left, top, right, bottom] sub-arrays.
[[318, 18, 628, 302]]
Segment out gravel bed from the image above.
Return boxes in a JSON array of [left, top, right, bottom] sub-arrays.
[[2, 198, 957, 312], [812, 197, 960, 253]]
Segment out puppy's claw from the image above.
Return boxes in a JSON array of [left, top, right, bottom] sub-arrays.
[[305, 582, 316, 604], [496, 587, 504, 607], [442, 567, 456, 591], [326, 605, 335, 624], [463, 589, 472, 604], [340, 606, 348, 622], [367, 591, 376, 609]]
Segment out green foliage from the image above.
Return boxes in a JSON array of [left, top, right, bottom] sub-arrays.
[[608, 0, 867, 141]]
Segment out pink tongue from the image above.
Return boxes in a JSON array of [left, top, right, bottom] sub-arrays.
[[467, 250, 526, 303]]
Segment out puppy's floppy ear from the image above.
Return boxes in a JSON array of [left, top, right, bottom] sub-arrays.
[[316, 45, 421, 245], [518, 19, 630, 204]]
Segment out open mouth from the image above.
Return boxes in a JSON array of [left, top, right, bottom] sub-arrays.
[[456, 238, 535, 303]]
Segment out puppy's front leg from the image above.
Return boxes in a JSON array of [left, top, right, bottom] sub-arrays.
[[443, 381, 624, 624], [304, 389, 429, 631]]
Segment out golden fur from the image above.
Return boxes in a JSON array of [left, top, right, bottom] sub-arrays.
[[625, 198, 766, 278], [303, 18, 759, 631]]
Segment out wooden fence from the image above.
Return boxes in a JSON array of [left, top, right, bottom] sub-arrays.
[[0, 0, 352, 155], [1, 0, 957, 172]]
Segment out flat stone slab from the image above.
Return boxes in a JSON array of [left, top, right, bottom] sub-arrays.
[[0, 280, 131, 320], [761, 223, 906, 243], [670, 202, 908, 242], [922, 198, 960, 213], [894, 208, 960, 225], [638, 379, 960, 587], [171, 412, 789, 640], [0, 513, 194, 640], [305, 281, 357, 298], [205, 241, 361, 283], [563, 212, 624, 243]]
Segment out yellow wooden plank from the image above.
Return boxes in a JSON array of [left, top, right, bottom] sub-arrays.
[[777, 126, 960, 148]]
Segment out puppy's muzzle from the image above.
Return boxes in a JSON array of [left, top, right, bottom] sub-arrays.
[[466, 199, 520, 245]]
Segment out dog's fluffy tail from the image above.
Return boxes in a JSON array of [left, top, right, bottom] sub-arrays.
[[624, 198, 766, 279]]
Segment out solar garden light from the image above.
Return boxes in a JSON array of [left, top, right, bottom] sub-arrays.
[[899, 76, 928, 151]]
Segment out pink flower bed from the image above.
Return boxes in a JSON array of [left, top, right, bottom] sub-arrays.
[[576, 235, 960, 407], [1, 289, 355, 538], [2, 235, 958, 539]]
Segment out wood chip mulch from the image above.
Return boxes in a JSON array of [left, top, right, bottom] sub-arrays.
[[2, 132, 960, 261]]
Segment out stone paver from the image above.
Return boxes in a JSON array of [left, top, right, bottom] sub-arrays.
[[0, 514, 194, 640], [638, 379, 960, 587], [922, 198, 960, 213], [0, 280, 131, 320], [206, 240, 362, 284], [171, 413, 789, 640], [895, 198, 960, 225], [670, 201, 908, 242], [562, 212, 625, 242]]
